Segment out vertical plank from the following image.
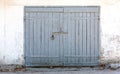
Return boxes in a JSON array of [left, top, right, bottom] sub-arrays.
[[65, 13, 69, 64], [29, 13, 34, 64], [38, 13, 42, 63], [67, 13, 69, 64], [69, 13, 73, 64], [25, 13, 29, 57], [33, 13, 38, 56], [90, 12, 95, 64], [36, 13, 39, 56], [66, 13, 70, 64], [95, 12, 100, 64], [72, 13, 76, 63], [52, 13, 60, 63], [47, 13, 50, 62], [44, 13, 48, 63], [39, 13, 43, 63], [37, 13, 40, 63], [98, 12, 100, 64], [79, 13, 83, 64], [33, 13, 35, 57], [44, 13, 49, 62], [82, 12, 87, 64], [75, 13, 79, 63], [71, 13, 75, 64], [48, 13, 53, 63], [86, 13, 91, 63], [63, 12, 68, 64], [25, 12, 30, 64], [59, 13, 61, 64], [41, 13, 45, 62], [58, 13, 64, 63]]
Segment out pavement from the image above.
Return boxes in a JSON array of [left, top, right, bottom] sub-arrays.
[[0, 67, 120, 74]]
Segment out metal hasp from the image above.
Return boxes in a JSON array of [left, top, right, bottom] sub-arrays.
[[24, 6, 100, 66]]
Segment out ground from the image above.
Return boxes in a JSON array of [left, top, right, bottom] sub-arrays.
[[0, 67, 120, 74]]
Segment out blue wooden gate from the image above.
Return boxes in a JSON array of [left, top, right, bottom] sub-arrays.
[[24, 6, 100, 66]]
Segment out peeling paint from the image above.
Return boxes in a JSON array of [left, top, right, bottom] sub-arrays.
[[101, 34, 120, 64], [0, 56, 6, 65]]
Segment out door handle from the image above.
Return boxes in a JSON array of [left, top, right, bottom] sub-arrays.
[[53, 31, 68, 35]]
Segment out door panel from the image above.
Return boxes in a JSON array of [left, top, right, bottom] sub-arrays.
[[25, 8, 64, 66], [62, 9, 100, 66]]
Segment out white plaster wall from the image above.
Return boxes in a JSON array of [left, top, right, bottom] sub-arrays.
[[0, 0, 5, 64], [0, 0, 120, 65]]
